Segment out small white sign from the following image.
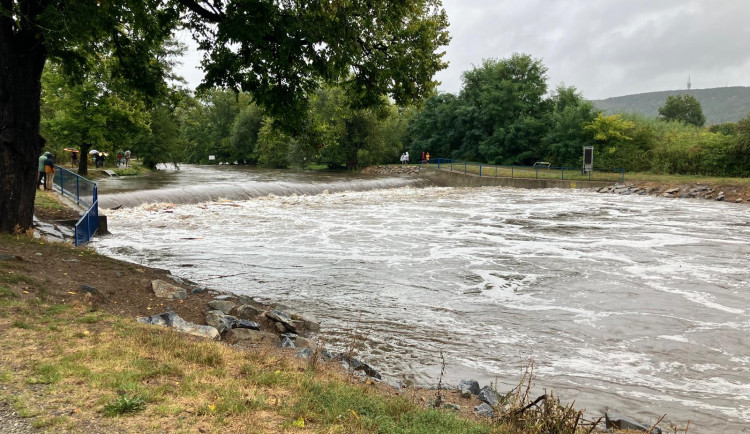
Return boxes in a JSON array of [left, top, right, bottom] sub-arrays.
[[208, 155, 215, 161]]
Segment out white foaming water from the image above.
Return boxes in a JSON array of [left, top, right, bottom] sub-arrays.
[[94, 183, 750, 432]]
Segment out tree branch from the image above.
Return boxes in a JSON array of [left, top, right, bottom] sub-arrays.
[[175, 0, 224, 22]]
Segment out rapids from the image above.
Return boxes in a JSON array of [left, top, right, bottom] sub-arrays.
[[93, 166, 750, 432]]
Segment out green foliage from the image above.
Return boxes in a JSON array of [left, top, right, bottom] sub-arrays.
[[461, 54, 551, 165], [541, 85, 598, 166], [186, 0, 450, 122], [229, 105, 263, 163], [658, 94, 706, 127], [256, 120, 293, 168], [102, 393, 146, 417]]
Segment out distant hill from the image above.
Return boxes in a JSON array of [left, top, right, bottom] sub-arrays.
[[591, 86, 750, 125]]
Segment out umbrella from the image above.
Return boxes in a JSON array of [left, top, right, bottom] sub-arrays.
[[63, 148, 78, 152], [88, 149, 100, 155]]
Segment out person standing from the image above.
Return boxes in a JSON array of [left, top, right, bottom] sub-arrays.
[[124, 150, 131, 167], [71, 151, 78, 169], [117, 151, 123, 167], [426, 152, 430, 162], [405, 151, 409, 164], [44, 152, 55, 190], [38, 152, 47, 190]]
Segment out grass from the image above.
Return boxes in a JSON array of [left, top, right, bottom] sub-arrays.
[[623, 171, 750, 186], [34, 190, 68, 211], [113, 166, 143, 176], [0, 297, 503, 433]]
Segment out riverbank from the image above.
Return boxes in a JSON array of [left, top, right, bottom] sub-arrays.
[[0, 233, 624, 432], [1, 183, 691, 433]]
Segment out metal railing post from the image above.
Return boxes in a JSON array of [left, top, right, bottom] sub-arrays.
[[495, 166, 497, 178], [75, 177, 80, 205], [561, 167, 564, 180], [536, 166, 539, 179], [479, 164, 482, 177], [511, 165, 514, 178], [464, 161, 467, 174]]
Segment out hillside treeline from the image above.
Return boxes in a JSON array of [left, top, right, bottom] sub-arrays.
[[407, 54, 750, 177], [41, 49, 750, 177]]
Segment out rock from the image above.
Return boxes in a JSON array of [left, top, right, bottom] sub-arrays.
[[296, 348, 313, 359], [265, 309, 297, 332], [443, 403, 461, 411], [458, 379, 480, 397], [300, 316, 321, 332], [80, 284, 99, 294], [114, 271, 124, 278], [234, 319, 260, 330], [151, 280, 188, 300], [206, 299, 235, 314], [341, 355, 381, 380], [478, 386, 499, 406], [236, 295, 254, 305], [274, 322, 287, 333], [716, 192, 725, 201], [0, 254, 16, 261], [191, 286, 207, 294], [295, 337, 313, 348], [204, 310, 236, 334], [213, 294, 235, 301], [605, 412, 661, 434], [234, 304, 262, 319], [321, 349, 334, 361], [474, 403, 494, 417], [224, 329, 279, 345], [137, 312, 219, 340], [279, 336, 296, 348], [665, 188, 680, 194]]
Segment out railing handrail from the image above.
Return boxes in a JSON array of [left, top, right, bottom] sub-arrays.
[[53, 165, 99, 246], [421, 158, 626, 182]]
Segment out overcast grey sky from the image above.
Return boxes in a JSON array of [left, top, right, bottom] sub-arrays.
[[176, 0, 750, 100]]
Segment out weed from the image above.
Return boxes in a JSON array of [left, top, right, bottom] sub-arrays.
[[77, 314, 100, 324], [434, 350, 446, 408], [28, 363, 63, 385], [1, 271, 34, 285], [0, 286, 17, 298], [102, 393, 146, 417], [32, 416, 67, 428], [0, 369, 12, 382], [11, 320, 33, 329], [45, 304, 69, 315]]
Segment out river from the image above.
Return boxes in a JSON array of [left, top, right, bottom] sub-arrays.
[[92, 165, 750, 432]]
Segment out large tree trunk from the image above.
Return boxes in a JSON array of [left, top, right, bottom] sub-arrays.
[[0, 2, 48, 233]]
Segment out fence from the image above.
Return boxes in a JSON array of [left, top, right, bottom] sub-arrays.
[[424, 158, 625, 183], [53, 166, 99, 246]]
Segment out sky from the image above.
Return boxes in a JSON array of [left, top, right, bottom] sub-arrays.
[[175, 0, 750, 101]]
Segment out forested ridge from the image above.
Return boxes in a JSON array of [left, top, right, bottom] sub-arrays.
[[592, 87, 750, 125]]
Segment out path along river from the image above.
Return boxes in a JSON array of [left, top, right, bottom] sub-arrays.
[[93, 165, 750, 432]]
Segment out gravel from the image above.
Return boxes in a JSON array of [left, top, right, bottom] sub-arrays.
[[0, 401, 35, 433]]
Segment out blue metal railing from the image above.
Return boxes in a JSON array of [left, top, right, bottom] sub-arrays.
[[422, 158, 626, 182], [53, 166, 99, 246]]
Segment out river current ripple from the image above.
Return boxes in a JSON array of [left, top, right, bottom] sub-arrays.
[[94, 171, 750, 432]]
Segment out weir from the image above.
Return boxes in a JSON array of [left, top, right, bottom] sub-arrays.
[[419, 164, 616, 190], [99, 176, 428, 209]]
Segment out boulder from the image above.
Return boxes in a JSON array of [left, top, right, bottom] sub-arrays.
[[458, 379, 480, 397], [279, 336, 296, 348], [207, 299, 235, 314], [234, 319, 260, 330], [224, 329, 279, 345], [274, 322, 287, 333], [664, 188, 680, 194], [265, 309, 297, 332], [295, 337, 313, 348], [300, 317, 321, 332], [137, 312, 219, 340], [234, 304, 263, 320], [478, 386, 499, 406], [474, 403, 494, 418], [341, 355, 381, 380], [151, 280, 187, 300], [296, 348, 313, 359], [605, 412, 661, 434], [205, 310, 236, 334], [443, 403, 461, 412]]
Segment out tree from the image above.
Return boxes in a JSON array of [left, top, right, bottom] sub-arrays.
[[0, 0, 450, 233], [541, 85, 597, 166], [459, 54, 551, 164], [658, 94, 706, 127]]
